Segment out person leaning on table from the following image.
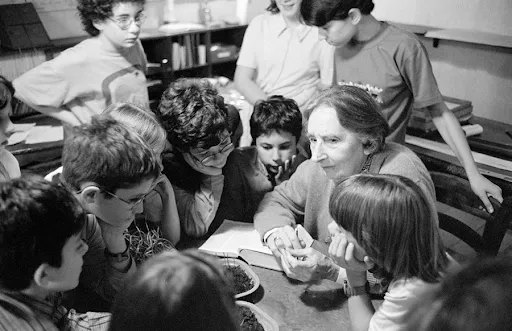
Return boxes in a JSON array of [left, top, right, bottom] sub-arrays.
[[253, 85, 438, 284]]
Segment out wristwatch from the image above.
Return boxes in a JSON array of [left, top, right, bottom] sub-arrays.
[[104, 238, 131, 263], [343, 281, 370, 298]]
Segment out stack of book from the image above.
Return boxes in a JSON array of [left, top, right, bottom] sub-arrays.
[[170, 34, 207, 70], [408, 96, 473, 132]]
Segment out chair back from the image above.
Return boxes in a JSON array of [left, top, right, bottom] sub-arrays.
[[431, 171, 512, 256]]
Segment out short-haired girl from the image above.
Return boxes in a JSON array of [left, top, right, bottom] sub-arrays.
[[327, 174, 449, 331]]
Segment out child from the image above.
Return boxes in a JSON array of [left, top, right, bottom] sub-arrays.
[[216, 95, 306, 223], [103, 102, 180, 245], [0, 76, 20, 181], [300, 0, 502, 213], [13, 0, 149, 127], [60, 116, 160, 311], [406, 256, 512, 331], [234, 0, 334, 110], [0, 176, 110, 330], [288, 174, 448, 331], [109, 250, 240, 331], [156, 78, 236, 238]]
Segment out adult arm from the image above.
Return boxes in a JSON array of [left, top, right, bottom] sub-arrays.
[[234, 65, 267, 105], [253, 161, 312, 238], [317, 40, 335, 90], [80, 216, 135, 302], [428, 102, 503, 212], [173, 174, 224, 237], [14, 100, 81, 126]]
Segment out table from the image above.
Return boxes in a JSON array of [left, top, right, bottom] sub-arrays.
[[246, 266, 382, 331]]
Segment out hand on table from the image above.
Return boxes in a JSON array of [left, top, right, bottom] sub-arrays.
[[266, 225, 304, 259], [280, 247, 339, 283]]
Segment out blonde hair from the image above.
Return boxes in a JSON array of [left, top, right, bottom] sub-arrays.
[[329, 174, 447, 282], [104, 102, 167, 153]]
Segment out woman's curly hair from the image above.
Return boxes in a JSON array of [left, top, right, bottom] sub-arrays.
[[156, 78, 228, 152], [77, 0, 146, 36]]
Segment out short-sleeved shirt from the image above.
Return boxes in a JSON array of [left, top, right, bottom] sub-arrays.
[[335, 22, 443, 143], [14, 38, 149, 124], [237, 12, 334, 110]]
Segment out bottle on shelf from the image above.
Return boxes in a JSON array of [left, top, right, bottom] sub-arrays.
[[198, 0, 213, 27]]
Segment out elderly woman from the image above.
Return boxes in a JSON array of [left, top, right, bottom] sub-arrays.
[[253, 85, 437, 282]]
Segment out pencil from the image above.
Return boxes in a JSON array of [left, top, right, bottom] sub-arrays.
[[506, 131, 512, 140]]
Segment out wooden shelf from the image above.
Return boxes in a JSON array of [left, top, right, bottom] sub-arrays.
[[425, 29, 512, 49]]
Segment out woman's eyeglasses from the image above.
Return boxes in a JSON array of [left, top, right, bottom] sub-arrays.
[[109, 13, 146, 30], [190, 141, 234, 165]]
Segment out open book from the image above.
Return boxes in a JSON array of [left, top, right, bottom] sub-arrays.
[[199, 220, 282, 271]]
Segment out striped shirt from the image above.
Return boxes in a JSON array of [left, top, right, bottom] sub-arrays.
[[0, 291, 110, 331]]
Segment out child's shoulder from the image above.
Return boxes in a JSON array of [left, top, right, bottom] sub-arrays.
[[384, 22, 424, 50]]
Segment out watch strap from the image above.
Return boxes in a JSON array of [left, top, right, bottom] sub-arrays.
[[344, 281, 370, 297], [104, 237, 131, 263]]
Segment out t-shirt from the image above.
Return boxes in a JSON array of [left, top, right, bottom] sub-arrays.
[[237, 12, 334, 110], [14, 38, 149, 124], [334, 22, 443, 143], [369, 278, 438, 331]]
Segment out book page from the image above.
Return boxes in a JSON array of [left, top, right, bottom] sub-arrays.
[[199, 220, 273, 257]]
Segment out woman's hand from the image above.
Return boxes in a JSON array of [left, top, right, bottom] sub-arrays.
[[266, 225, 303, 259], [280, 247, 339, 282]]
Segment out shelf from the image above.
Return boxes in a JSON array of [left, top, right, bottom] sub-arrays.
[[425, 29, 512, 49], [211, 56, 238, 65]]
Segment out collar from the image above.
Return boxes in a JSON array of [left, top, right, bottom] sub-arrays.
[[0, 291, 68, 327], [274, 13, 312, 42]]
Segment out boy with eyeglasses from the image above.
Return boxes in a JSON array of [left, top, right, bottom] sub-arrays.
[[156, 78, 236, 238], [13, 0, 149, 127], [59, 116, 160, 311]]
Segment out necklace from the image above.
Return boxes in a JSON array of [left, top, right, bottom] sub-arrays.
[[360, 154, 374, 173]]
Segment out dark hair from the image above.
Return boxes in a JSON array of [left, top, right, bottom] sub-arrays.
[[109, 250, 240, 331], [0, 75, 14, 110], [406, 257, 512, 331], [266, 0, 279, 13], [0, 175, 86, 291], [301, 0, 375, 27], [305, 85, 389, 153], [156, 78, 228, 152], [250, 95, 303, 142], [329, 174, 447, 283], [77, 0, 146, 36], [62, 116, 160, 194]]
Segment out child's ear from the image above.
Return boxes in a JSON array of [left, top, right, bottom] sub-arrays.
[[362, 140, 377, 155], [33, 263, 51, 289], [80, 186, 101, 204], [92, 19, 106, 32], [347, 8, 362, 25]]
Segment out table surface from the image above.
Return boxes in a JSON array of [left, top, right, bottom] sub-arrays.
[[246, 265, 382, 331]]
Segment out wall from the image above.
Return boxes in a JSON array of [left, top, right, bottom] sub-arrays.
[[373, 0, 512, 124]]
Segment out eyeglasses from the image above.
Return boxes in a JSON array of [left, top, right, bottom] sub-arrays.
[[108, 13, 146, 30], [75, 186, 151, 209], [190, 141, 234, 165]]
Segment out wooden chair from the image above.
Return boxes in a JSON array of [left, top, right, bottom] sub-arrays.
[[431, 171, 512, 256]]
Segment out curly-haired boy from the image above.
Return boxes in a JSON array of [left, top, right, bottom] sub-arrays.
[[13, 0, 149, 127]]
